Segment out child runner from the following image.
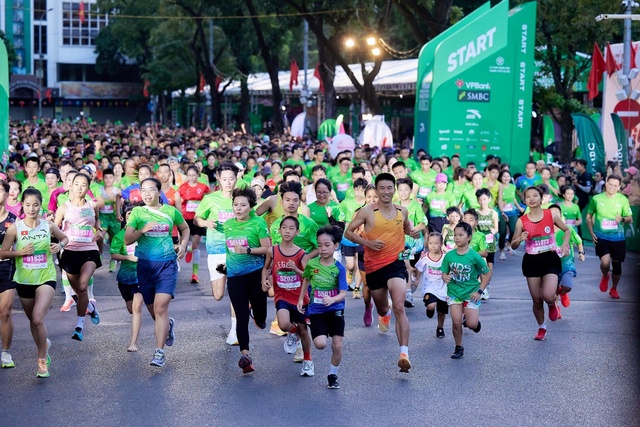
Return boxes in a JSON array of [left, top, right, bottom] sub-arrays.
[[6, 179, 23, 219], [559, 185, 581, 232], [497, 170, 521, 260], [425, 173, 455, 233], [98, 168, 122, 272], [510, 186, 571, 341], [414, 232, 447, 338], [298, 225, 347, 389], [0, 181, 18, 368], [441, 222, 491, 359], [463, 209, 488, 258], [0, 188, 68, 377], [359, 184, 379, 326], [441, 207, 462, 253], [261, 216, 314, 376], [110, 203, 143, 351], [475, 188, 499, 300]]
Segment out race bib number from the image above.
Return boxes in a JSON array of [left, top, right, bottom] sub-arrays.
[[418, 187, 431, 198], [23, 251, 47, 269], [126, 243, 137, 257], [527, 236, 554, 255], [186, 200, 200, 213], [100, 205, 114, 214], [69, 225, 94, 243], [430, 199, 446, 211], [217, 211, 234, 223], [337, 183, 349, 192], [503, 203, 514, 212], [601, 219, 618, 231], [276, 271, 301, 290], [485, 234, 495, 244], [146, 223, 170, 237], [564, 219, 576, 226], [313, 288, 338, 303], [226, 238, 248, 252]]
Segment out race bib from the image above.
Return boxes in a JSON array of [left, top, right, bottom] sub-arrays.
[[23, 251, 47, 269], [69, 225, 94, 243], [217, 211, 234, 223], [186, 200, 200, 213], [126, 243, 137, 257], [276, 270, 301, 290], [503, 203, 514, 212], [527, 236, 554, 255], [430, 199, 446, 211], [418, 187, 431, 197], [313, 288, 338, 303], [226, 238, 248, 252], [601, 219, 618, 231], [100, 205, 114, 214], [564, 219, 576, 226], [485, 234, 495, 244], [146, 223, 170, 237], [337, 183, 349, 192]]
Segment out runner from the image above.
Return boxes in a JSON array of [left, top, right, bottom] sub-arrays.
[[586, 174, 633, 299], [307, 179, 339, 227], [345, 173, 418, 373], [124, 177, 189, 367], [0, 188, 68, 377], [510, 186, 571, 341], [298, 225, 347, 388], [178, 165, 210, 284], [98, 168, 122, 272], [54, 173, 102, 341], [414, 232, 447, 339], [475, 188, 499, 300], [497, 170, 521, 260], [441, 222, 491, 359], [0, 181, 18, 368], [224, 187, 271, 374], [6, 179, 23, 219]]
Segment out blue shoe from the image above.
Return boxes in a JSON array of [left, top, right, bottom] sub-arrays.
[[89, 304, 100, 325], [72, 327, 83, 341], [150, 349, 165, 367], [166, 317, 175, 347]]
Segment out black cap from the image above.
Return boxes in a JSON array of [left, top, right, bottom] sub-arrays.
[[45, 167, 60, 176]]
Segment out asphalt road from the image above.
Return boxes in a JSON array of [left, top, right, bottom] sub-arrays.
[[1, 246, 639, 427]]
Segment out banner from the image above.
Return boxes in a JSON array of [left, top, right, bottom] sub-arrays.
[[543, 115, 555, 163], [0, 42, 9, 163], [611, 113, 629, 169], [572, 113, 606, 175]]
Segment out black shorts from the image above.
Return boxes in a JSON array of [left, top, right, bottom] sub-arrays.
[[595, 238, 627, 262], [118, 281, 139, 303], [0, 262, 16, 293], [522, 251, 561, 278], [60, 250, 102, 275], [356, 245, 365, 271], [309, 310, 345, 339], [186, 219, 206, 237], [366, 259, 408, 291], [409, 252, 421, 268], [15, 281, 56, 299], [423, 293, 448, 314], [428, 216, 447, 234], [342, 245, 357, 257], [486, 251, 495, 264], [275, 299, 309, 325]]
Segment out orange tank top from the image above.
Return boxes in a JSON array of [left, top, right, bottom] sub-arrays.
[[363, 207, 405, 273]]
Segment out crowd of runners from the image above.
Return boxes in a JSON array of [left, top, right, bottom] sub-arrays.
[[0, 119, 637, 387]]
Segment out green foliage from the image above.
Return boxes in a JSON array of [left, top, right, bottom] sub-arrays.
[[1, 30, 17, 71]]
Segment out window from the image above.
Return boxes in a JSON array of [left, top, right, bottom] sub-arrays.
[[34, 0, 48, 20], [62, 2, 108, 46], [34, 25, 47, 55]]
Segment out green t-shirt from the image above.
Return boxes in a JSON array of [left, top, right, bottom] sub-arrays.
[[127, 204, 185, 261], [337, 198, 364, 222], [305, 162, 331, 179], [308, 201, 339, 227], [195, 191, 234, 255], [404, 200, 428, 251], [426, 191, 456, 218], [476, 210, 497, 253], [501, 184, 519, 214], [587, 193, 632, 241], [441, 248, 489, 302], [410, 169, 437, 199], [460, 188, 481, 211], [555, 227, 582, 273], [469, 231, 488, 254], [110, 228, 137, 284], [448, 181, 470, 206], [270, 214, 319, 254], [560, 202, 581, 229], [302, 257, 348, 314], [403, 158, 420, 174], [332, 172, 352, 201], [224, 215, 270, 277]]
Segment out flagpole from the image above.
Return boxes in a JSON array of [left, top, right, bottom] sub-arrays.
[[303, 20, 309, 135]]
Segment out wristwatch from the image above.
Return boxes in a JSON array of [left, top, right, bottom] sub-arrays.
[[246, 247, 252, 255], [477, 288, 484, 295], [578, 251, 585, 255]]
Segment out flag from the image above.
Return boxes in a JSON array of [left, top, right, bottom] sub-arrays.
[[314, 63, 324, 93], [572, 113, 606, 175], [199, 73, 206, 91], [79, 2, 86, 24], [289, 60, 299, 90], [632, 42, 638, 69], [605, 43, 620, 76], [143, 80, 150, 97], [611, 113, 629, 169], [45, 88, 52, 103], [215, 76, 222, 92], [587, 43, 606, 100]]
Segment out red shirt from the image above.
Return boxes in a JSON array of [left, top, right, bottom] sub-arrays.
[[271, 245, 308, 306], [521, 209, 556, 255], [178, 182, 210, 220]]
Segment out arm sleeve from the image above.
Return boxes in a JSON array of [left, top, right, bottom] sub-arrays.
[[172, 207, 185, 225], [475, 251, 490, 274]]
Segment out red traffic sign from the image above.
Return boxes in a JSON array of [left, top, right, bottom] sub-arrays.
[[614, 99, 640, 130]]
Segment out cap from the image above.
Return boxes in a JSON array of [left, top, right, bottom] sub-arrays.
[[168, 156, 178, 163], [624, 166, 638, 175], [551, 161, 562, 168], [180, 157, 190, 164], [251, 177, 265, 189], [84, 163, 97, 173], [435, 173, 448, 183], [234, 162, 245, 171], [45, 167, 60, 176]]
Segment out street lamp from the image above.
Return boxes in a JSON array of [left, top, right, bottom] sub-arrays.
[[344, 35, 380, 57], [37, 7, 53, 119]]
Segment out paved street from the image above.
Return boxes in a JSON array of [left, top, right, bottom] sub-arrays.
[[1, 247, 639, 427]]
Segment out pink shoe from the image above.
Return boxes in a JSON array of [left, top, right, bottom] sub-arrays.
[[60, 299, 74, 312], [363, 307, 372, 327], [548, 303, 559, 322], [534, 328, 547, 341], [599, 274, 610, 292]]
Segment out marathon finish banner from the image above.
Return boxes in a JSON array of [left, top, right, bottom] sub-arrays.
[[414, 1, 536, 173], [572, 113, 606, 175], [0, 42, 9, 160]]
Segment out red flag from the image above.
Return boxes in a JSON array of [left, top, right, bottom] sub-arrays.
[[605, 43, 620, 76], [199, 73, 206, 91], [314, 63, 324, 94], [45, 88, 52, 103], [289, 60, 299, 90], [632, 42, 638, 69], [588, 43, 606, 100], [79, 2, 86, 24], [215, 76, 222, 92], [143, 80, 150, 97]]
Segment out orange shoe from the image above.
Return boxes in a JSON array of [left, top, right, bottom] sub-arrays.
[[398, 353, 411, 373], [190, 274, 199, 284], [560, 291, 570, 307], [377, 313, 391, 333], [60, 299, 74, 312], [609, 287, 620, 299]]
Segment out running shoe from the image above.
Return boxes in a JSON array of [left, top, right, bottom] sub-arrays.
[[109, 260, 117, 272], [166, 317, 175, 347], [508, 246, 515, 256], [378, 313, 391, 333], [60, 299, 75, 312], [436, 327, 445, 338], [226, 329, 239, 346], [363, 307, 373, 327], [499, 251, 506, 260], [404, 291, 414, 308], [36, 358, 49, 378], [185, 250, 193, 263], [548, 303, 559, 322], [534, 328, 547, 341], [89, 303, 100, 325], [238, 354, 254, 374], [46, 338, 51, 367], [72, 327, 83, 341], [347, 270, 353, 285], [293, 341, 303, 363], [190, 274, 199, 284], [283, 332, 299, 354], [300, 360, 315, 377], [269, 319, 286, 336], [1, 351, 15, 368], [398, 353, 411, 373], [599, 274, 610, 292], [609, 288, 620, 299], [327, 374, 340, 389], [481, 287, 490, 300], [352, 288, 361, 299], [150, 349, 165, 367], [560, 291, 571, 307], [451, 345, 464, 359]]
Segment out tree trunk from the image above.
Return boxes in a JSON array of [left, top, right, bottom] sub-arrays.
[[363, 80, 381, 114], [239, 75, 250, 131], [558, 108, 574, 162], [318, 41, 336, 120], [209, 84, 223, 128]]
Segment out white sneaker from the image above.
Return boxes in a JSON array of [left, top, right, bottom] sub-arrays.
[[300, 360, 315, 376], [283, 332, 299, 354], [226, 329, 239, 346], [292, 341, 303, 363], [404, 291, 414, 308], [499, 251, 506, 260], [1, 351, 15, 368], [481, 286, 490, 300]]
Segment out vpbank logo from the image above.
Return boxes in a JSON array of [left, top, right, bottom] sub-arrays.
[[455, 79, 465, 88], [465, 109, 482, 119], [454, 80, 491, 90]]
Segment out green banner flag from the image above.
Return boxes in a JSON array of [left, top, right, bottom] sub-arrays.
[[317, 119, 337, 142], [543, 115, 555, 163], [0, 41, 9, 163], [572, 112, 606, 175], [610, 113, 629, 170]]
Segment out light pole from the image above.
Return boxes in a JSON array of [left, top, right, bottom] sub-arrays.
[[37, 7, 53, 119]]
